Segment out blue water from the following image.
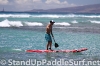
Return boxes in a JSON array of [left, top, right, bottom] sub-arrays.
[[0, 12, 100, 66]]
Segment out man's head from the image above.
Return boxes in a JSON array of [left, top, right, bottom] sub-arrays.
[[50, 20, 55, 25]]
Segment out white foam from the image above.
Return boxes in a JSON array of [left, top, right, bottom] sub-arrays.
[[12, 49, 22, 51], [0, 19, 23, 27], [9, 21, 23, 27], [83, 15, 100, 18], [24, 22, 43, 26], [71, 20, 78, 23], [33, 14, 60, 18], [0, 14, 100, 18], [0, 19, 44, 27], [55, 22, 71, 26], [68, 14, 100, 18], [0, 14, 30, 18], [32, 14, 100, 18], [90, 20, 100, 24], [0, 19, 10, 27], [54, 27, 66, 29]]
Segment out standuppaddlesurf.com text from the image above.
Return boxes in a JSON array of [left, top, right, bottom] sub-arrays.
[[0, 59, 100, 66]]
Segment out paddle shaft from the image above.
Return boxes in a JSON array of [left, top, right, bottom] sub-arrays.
[[52, 33, 59, 48], [53, 37, 56, 43], [53, 37, 59, 46]]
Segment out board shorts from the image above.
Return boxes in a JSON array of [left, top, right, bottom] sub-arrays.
[[45, 33, 52, 42]]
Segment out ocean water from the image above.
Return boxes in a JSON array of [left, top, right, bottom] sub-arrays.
[[0, 12, 100, 66]]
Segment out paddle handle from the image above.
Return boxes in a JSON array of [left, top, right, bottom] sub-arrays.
[[53, 37, 56, 43]]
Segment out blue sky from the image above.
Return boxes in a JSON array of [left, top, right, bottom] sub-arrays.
[[0, 0, 100, 11]]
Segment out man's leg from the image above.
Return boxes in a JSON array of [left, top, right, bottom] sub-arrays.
[[49, 41, 52, 50], [47, 41, 52, 50], [46, 42, 49, 50]]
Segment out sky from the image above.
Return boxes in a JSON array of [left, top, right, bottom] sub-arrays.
[[0, 0, 100, 11]]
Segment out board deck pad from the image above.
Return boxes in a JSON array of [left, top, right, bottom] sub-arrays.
[[26, 48, 87, 53]]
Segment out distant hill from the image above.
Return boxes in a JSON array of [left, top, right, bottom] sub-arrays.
[[29, 4, 100, 13]]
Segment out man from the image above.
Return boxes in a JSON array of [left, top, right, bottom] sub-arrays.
[[45, 20, 55, 50]]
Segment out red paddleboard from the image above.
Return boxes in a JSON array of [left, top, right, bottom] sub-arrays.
[[26, 48, 87, 53]]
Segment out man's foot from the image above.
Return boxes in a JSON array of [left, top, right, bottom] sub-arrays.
[[49, 48, 53, 51]]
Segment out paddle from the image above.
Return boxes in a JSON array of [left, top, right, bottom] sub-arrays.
[[53, 37, 59, 48]]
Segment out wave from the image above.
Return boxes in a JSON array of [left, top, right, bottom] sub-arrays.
[[12, 49, 22, 51], [0, 14, 30, 18], [24, 22, 43, 26], [71, 20, 78, 23], [0, 19, 71, 27], [71, 20, 100, 24], [54, 22, 71, 26], [0, 19, 100, 28], [0, 14, 100, 18], [0, 19, 23, 27], [90, 20, 100, 24], [0, 19, 43, 27], [0, 14, 67, 18], [0, 14, 62, 18], [70, 14, 100, 18], [0, 47, 22, 52]]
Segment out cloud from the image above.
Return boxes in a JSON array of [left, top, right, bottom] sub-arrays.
[[62, 1, 68, 4], [32, 0, 41, 2], [0, 0, 76, 11], [0, 0, 9, 5], [15, 0, 31, 4], [14, 0, 42, 5], [44, 0, 75, 9], [45, 0, 60, 4], [45, 0, 68, 4], [14, 0, 34, 9]]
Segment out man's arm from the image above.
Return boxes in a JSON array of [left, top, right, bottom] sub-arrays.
[[51, 28, 54, 38]]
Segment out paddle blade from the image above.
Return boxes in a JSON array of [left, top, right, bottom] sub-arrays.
[[55, 43, 59, 48]]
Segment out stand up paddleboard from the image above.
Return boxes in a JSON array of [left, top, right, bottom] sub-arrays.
[[26, 48, 87, 53]]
